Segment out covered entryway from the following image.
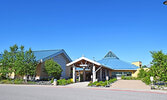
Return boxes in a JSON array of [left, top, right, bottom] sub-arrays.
[[66, 57, 112, 83]]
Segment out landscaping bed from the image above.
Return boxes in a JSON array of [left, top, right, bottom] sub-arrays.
[[0, 79, 36, 84], [88, 78, 117, 87]]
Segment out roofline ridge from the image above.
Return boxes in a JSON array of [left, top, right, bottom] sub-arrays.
[[33, 49, 63, 52]]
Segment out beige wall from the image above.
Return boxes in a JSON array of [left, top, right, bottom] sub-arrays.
[[132, 61, 142, 67], [132, 68, 149, 77]]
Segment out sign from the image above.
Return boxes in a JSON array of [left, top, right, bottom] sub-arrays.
[[150, 76, 154, 82]]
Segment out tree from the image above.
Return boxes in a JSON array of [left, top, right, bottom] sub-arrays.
[[44, 59, 62, 79], [14, 46, 37, 82], [138, 68, 147, 79], [0, 44, 18, 79], [0, 44, 37, 82], [150, 51, 167, 82]]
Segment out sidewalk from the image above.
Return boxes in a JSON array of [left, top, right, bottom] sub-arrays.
[[110, 80, 151, 90]]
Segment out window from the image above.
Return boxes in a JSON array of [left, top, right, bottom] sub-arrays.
[[111, 71, 132, 77]]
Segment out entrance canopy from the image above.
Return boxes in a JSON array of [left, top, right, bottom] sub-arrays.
[[66, 56, 112, 82]]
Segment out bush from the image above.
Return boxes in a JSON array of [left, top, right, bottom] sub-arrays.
[[27, 81, 36, 84], [51, 78, 54, 83], [67, 79, 71, 84], [57, 79, 73, 85], [121, 76, 138, 80], [109, 78, 117, 83], [138, 68, 147, 79], [142, 76, 151, 85], [14, 79, 24, 84], [96, 83, 101, 87], [92, 81, 98, 86], [0, 80, 12, 84], [121, 75, 125, 79], [101, 83, 106, 87], [70, 78, 73, 83], [88, 82, 93, 86], [88, 79, 117, 87]]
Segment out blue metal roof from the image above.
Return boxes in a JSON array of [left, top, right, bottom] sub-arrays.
[[33, 49, 72, 62], [33, 49, 62, 61], [98, 51, 138, 70], [0, 49, 72, 62]]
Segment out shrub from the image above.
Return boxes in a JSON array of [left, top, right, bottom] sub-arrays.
[[121, 75, 125, 79], [96, 83, 101, 87], [27, 81, 36, 84], [99, 81, 103, 85], [0, 80, 12, 84], [101, 83, 106, 87], [92, 81, 98, 86], [109, 78, 117, 83], [88, 83, 93, 86], [70, 78, 73, 83], [138, 68, 147, 79], [142, 76, 151, 85], [51, 78, 54, 83], [67, 79, 71, 84], [57, 79, 73, 85], [14, 79, 24, 84], [121, 76, 138, 80]]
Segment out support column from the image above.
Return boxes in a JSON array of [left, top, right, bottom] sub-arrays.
[[100, 68, 102, 81], [92, 65, 96, 82], [83, 67, 86, 81], [105, 69, 107, 80], [78, 71, 81, 82], [73, 65, 76, 83]]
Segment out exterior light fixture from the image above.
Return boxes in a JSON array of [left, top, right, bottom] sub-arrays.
[[79, 64, 87, 67], [163, 0, 167, 5]]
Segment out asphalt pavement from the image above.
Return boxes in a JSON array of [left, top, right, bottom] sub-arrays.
[[0, 85, 166, 100]]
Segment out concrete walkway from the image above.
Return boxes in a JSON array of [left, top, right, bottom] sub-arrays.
[[65, 82, 89, 88], [111, 80, 151, 90]]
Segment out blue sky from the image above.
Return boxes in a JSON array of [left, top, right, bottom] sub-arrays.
[[0, 0, 167, 65]]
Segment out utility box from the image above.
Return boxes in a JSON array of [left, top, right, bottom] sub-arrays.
[[53, 79, 57, 86]]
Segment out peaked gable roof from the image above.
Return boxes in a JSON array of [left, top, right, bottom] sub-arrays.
[[98, 51, 138, 70], [33, 49, 72, 62]]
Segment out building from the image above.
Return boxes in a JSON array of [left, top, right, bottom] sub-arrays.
[[1, 50, 140, 81], [66, 51, 139, 82], [132, 61, 142, 68], [0, 49, 72, 80], [34, 49, 72, 80]]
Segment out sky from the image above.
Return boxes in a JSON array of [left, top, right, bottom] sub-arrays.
[[0, 0, 167, 65]]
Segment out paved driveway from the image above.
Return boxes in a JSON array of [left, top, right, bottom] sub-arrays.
[[111, 80, 151, 90]]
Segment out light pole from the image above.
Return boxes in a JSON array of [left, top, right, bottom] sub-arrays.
[[164, 0, 167, 5]]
